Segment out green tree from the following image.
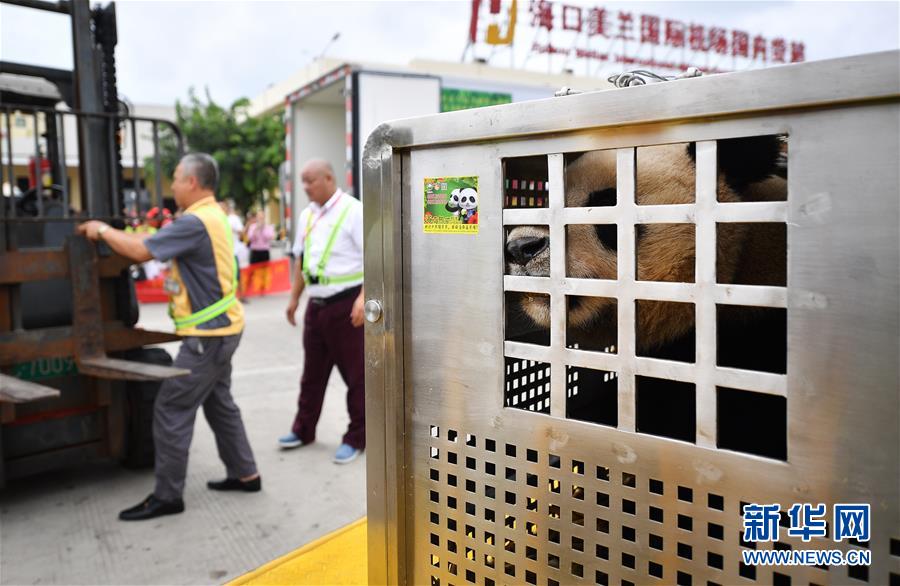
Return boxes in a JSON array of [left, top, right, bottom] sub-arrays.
[[146, 89, 284, 213]]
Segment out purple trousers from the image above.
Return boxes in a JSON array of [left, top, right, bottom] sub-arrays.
[[291, 290, 365, 449]]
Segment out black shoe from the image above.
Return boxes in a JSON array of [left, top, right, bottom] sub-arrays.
[[207, 476, 262, 492], [118, 494, 184, 521]]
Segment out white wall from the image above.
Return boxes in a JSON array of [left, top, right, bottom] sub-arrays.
[[355, 72, 441, 200], [289, 98, 347, 240]]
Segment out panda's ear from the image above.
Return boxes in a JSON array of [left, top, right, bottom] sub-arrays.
[[686, 135, 784, 191]]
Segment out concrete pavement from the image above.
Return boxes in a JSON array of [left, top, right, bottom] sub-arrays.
[[0, 292, 367, 585]]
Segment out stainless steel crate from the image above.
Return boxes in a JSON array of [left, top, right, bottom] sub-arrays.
[[364, 51, 900, 586]]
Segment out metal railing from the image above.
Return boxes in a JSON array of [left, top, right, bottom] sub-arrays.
[[0, 103, 187, 388], [0, 104, 184, 225]]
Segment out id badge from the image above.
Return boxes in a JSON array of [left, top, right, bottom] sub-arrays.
[[163, 277, 181, 295]]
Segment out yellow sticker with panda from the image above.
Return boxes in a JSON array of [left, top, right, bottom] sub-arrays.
[[424, 176, 478, 234]]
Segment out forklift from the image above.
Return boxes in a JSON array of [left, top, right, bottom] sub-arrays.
[[0, 0, 188, 486]]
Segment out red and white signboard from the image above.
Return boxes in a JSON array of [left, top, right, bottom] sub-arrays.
[[465, 0, 805, 77]]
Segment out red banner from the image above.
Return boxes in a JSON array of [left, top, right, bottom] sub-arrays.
[[135, 258, 292, 304]]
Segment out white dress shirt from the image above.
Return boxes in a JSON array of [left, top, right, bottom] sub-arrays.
[[292, 189, 363, 298]]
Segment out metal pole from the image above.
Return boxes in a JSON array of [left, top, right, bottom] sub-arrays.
[[130, 118, 139, 217], [173, 125, 184, 159], [0, 108, 22, 330], [57, 112, 70, 217], [4, 110, 16, 225], [278, 162, 286, 241], [33, 113, 44, 217], [0, 113, 6, 251], [4, 111, 22, 331], [1, 0, 70, 14], [71, 0, 111, 218], [107, 117, 118, 218], [152, 121, 162, 211]]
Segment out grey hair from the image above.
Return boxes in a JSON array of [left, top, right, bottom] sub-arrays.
[[180, 152, 219, 191]]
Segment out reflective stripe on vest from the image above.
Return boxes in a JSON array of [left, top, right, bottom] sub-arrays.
[[171, 207, 239, 329], [302, 201, 363, 286]]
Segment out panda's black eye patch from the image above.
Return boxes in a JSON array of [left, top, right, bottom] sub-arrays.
[[587, 188, 617, 207], [595, 225, 617, 251]]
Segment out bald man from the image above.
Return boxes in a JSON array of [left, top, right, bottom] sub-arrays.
[[281, 159, 365, 464]]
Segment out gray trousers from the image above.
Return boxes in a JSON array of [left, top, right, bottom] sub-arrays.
[[153, 334, 257, 501]]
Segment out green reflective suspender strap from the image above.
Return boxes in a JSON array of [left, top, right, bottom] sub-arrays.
[[171, 207, 239, 330], [302, 201, 363, 286], [301, 210, 314, 280], [315, 203, 363, 285]]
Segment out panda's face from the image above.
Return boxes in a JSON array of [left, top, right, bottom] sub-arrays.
[[447, 191, 461, 209], [456, 187, 478, 211], [506, 141, 785, 349]]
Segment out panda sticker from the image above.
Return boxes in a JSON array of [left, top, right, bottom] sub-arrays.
[[424, 176, 479, 234], [445, 189, 462, 217], [450, 188, 478, 224]]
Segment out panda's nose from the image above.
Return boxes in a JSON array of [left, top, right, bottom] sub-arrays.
[[506, 236, 549, 265]]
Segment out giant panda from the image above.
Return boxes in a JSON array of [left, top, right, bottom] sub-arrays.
[[505, 136, 787, 451]]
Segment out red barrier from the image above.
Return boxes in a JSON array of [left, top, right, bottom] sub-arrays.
[[136, 258, 292, 304], [135, 276, 168, 303], [242, 258, 291, 297]]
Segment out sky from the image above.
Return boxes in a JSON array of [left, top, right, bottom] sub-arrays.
[[2, 1, 898, 107]]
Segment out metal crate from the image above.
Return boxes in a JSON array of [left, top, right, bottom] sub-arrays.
[[364, 51, 900, 586]]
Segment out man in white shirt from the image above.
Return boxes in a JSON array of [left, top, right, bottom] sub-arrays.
[[281, 159, 365, 464]]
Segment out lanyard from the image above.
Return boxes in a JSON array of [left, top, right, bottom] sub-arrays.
[[303, 193, 343, 241]]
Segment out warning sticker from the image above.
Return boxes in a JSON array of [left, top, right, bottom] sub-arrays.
[[423, 176, 479, 234]]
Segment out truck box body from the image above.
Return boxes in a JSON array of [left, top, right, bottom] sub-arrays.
[[280, 61, 590, 242]]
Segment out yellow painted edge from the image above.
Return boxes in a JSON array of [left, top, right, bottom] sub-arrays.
[[227, 516, 367, 586]]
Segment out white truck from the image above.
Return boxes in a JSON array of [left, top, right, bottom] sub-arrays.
[[279, 60, 594, 240]]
